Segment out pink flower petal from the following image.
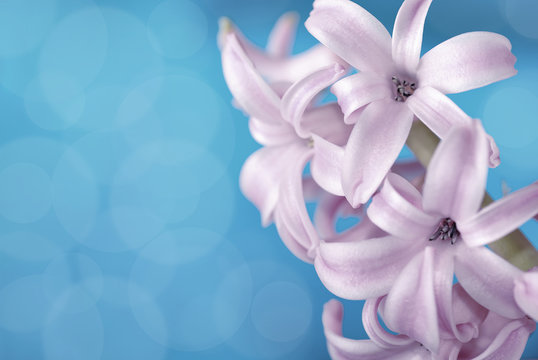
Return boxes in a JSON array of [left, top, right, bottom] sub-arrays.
[[311, 135, 345, 196], [514, 269, 538, 321], [422, 120, 489, 221], [248, 117, 297, 147], [362, 297, 414, 348], [485, 134, 500, 168], [301, 103, 351, 146], [459, 182, 538, 247], [331, 72, 392, 123], [390, 159, 425, 183], [305, 0, 393, 75], [315, 235, 421, 300], [368, 173, 438, 240], [325, 215, 386, 244], [459, 312, 535, 360], [343, 99, 414, 207], [239, 143, 307, 226], [391, 0, 433, 74], [406, 86, 471, 138], [313, 194, 355, 239], [221, 34, 282, 123], [322, 300, 429, 360], [274, 207, 313, 263], [281, 64, 346, 137], [266, 12, 298, 57], [442, 284, 487, 344], [417, 32, 517, 94], [274, 148, 318, 262], [383, 247, 446, 353], [406, 87, 501, 168], [454, 245, 524, 319]]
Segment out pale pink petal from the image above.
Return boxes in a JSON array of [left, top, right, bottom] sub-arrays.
[[391, 0, 433, 74], [459, 182, 538, 247], [422, 120, 489, 221], [220, 18, 345, 84], [248, 117, 297, 147], [390, 159, 425, 183], [322, 300, 429, 360], [266, 12, 298, 57], [221, 34, 282, 123], [485, 134, 500, 168], [325, 214, 386, 244], [250, 43, 347, 84], [454, 246, 524, 319], [368, 173, 438, 240], [417, 32, 517, 94], [315, 235, 421, 300], [281, 64, 346, 137], [239, 143, 306, 226], [303, 176, 324, 202], [343, 99, 414, 207], [383, 247, 446, 353], [459, 312, 535, 360], [301, 103, 351, 146], [514, 268, 538, 321], [331, 72, 392, 123], [436, 282, 488, 343], [406, 86, 471, 138], [274, 208, 312, 263], [275, 148, 318, 261], [311, 135, 345, 196], [305, 0, 393, 75], [314, 194, 354, 239], [362, 297, 414, 348]]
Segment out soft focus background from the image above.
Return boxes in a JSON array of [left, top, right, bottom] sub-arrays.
[[0, 0, 536, 358]]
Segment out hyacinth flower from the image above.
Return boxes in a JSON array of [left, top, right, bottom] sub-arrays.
[[315, 120, 538, 349], [323, 284, 535, 359], [218, 13, 346, 86], [305, 0, 514, 206], [221, 31, 355, 262]]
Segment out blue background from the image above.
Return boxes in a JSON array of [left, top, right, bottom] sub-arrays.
[[0, 0, 537, 358]]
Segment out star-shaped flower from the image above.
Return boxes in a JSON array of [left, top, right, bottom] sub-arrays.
[[315, 120, 538, 351], [221, 31, 351, 262], [305, 0, 515, 206]]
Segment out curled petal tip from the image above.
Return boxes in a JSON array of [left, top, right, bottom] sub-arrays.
[[217, 17, 236, 48], [218, 16, 234, 34], [281, 11, 300, 24]]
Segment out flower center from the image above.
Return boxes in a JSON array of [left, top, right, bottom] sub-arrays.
[[392, 76, 416, 102], [429, 218, 460, 245]]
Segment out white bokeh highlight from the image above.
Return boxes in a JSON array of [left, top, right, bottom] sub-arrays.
[[130, 233, 252, 351], [251, 281, 312, 342], [43, 253, 104, 314], [503, 0, 538, 39], [483, 86, 538, 148], [147, 0, 208, 59], [0, 162, 52, 223], [43, 305, 104, 360], [39, 6, 107, 88], [0, 275, 52, 332], [0, 0, 57, 57]]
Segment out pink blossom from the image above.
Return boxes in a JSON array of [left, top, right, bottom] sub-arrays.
[[315, 120, 538, 341], [323, 284, 535, 359], [221, 30, 351, 262], [305, 0, 514, 206]]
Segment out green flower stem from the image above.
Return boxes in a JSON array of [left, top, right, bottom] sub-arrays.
[[406, 121, 538, 271]]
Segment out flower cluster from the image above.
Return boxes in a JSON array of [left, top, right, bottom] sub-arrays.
[[219, 0, 538, 358]]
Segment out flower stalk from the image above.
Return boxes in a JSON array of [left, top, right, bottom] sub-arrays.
[[406, 120, 538, 270]]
